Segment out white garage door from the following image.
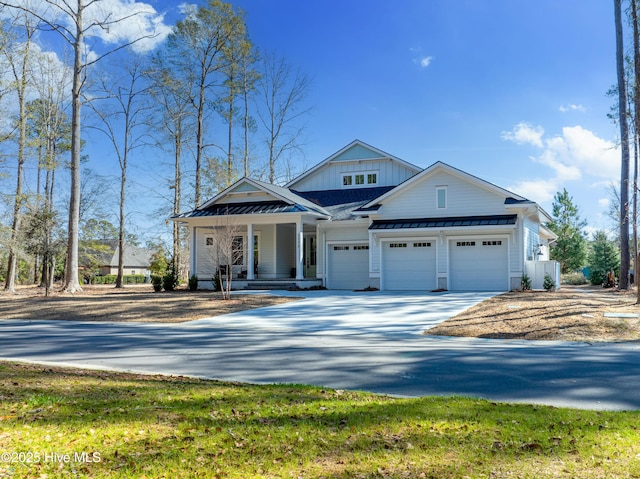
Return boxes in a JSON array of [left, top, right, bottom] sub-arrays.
[[382, 240, 437, 291], [328, 244, 370, 290], [449, 239, 508, 291]]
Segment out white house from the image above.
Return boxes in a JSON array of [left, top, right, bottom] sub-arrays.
[[172, 140, 558, 291]]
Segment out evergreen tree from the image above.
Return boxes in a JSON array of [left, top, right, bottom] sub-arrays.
[[548, 189, 587, 273], [587, 230, 620, 286]]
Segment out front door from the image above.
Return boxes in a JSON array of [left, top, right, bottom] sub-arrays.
[[303, 234, 317, 278]]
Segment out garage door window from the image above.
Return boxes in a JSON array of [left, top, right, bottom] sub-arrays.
[[389, 243, 407, 248], [483, 240, 502, 246], [353, 245, 369, 250], [456, 241, 475, 247], [413, 242, 431, 247], [333, 246, 349, 251]]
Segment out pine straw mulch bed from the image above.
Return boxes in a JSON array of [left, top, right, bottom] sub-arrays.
[[0, 284, 297, 323], [426, 285, 640, 342]]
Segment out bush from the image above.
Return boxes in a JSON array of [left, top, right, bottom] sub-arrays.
[[188, 274, 198, 291], [562, 272, 587, 285], [543, 273, 555, 291], [151, 275, 163, 292], [162, 271, 179, 291], [520, 273, 532, 291], [212, 270, 221, 292]]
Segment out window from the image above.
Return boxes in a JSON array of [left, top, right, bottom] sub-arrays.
[[482, 240, 502, 246], [333, 246, 349, 251], [456, 241, 475, 247], [341, 171, 379, 188], [353, 245, 369, 250], [389, 243, 407, 248], [437, 187, 447, 209], [232, 236, 244, 265], [413, 242, 431, 248], [205, 237, 214, 246]]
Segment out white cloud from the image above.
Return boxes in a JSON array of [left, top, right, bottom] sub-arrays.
[[501, 122, 544, 147], [559, 104, 586, 113], [504, 122, 619, 206], [84, 0, 173, 53], [598, 198, 610, 208], [1, 0, 172, 53], [507, 178, 559, 204], [418, 56, 433, 68]]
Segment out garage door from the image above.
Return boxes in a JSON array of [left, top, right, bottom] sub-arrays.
[[382, 240, 436, 291], [449, 239, 508, 291], [328, 244, 370, 290]]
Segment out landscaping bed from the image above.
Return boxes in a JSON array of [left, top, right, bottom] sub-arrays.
[[427, 285, 640, 342], [0, 285, 297, 323]]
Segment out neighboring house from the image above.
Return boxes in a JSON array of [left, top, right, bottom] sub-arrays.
[[172, 140, 558, 291], [97, 241, 153, 277]]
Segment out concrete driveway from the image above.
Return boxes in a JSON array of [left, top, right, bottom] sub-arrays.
[[2, 290, 640, 411]]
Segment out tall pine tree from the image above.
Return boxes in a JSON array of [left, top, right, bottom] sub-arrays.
[[548, 189, 587, 273]]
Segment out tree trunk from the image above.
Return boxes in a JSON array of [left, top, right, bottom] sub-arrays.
[[615, 0, 631, 290], [633, 0, 640, 301], [173, 132, 182, 271]]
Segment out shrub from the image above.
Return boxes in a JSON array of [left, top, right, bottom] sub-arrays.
[[543, 273, 555, 291], [521, 273, 532, 291], [188, 274, 198, 291], [162, 259, 179, 291], [562, 272, 587, 285], [151, 275, 163, 292], [212, 270, 221, 292]]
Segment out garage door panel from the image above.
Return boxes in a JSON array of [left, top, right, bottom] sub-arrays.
[[328, 244, 369, 290], [382, 241, 436, 291], [450, 239, 507, 291]]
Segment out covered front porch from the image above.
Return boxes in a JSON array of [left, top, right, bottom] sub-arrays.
[[188, 214, 323, 290]]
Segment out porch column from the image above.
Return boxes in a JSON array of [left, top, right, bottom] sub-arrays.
[[247, 223, 255, 280], [295, 219, 304, 280]]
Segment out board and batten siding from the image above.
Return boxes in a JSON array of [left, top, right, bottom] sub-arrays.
[[292, 159, 416, 191], [376, 171, 508, 220]]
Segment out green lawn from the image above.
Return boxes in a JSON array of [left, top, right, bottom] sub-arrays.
[[1, 361, 639, 478]]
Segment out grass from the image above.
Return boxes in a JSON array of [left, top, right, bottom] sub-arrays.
[[1, 362, 639, 478]]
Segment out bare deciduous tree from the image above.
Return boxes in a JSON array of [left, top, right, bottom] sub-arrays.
[[256, 52, 312, 185], [88, 54, 150, 288], [0, 0, 163, 292]]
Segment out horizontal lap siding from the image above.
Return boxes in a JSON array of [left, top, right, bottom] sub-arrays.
[[377, 171, 507, 220]]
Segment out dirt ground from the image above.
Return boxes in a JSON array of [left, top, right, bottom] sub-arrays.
[[0, 284, 297, 323], [2, 284, 640, 342], [427, 285, 640, 342]]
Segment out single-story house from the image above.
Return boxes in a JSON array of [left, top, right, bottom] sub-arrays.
[[172, 140, 558, 291], [97, 242, 153, 277]]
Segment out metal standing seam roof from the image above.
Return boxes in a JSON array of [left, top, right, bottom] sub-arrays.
[[369, 214, 518, 230], [172, 201, 307, 219]]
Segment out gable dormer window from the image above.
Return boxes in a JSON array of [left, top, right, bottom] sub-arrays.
[[342, 171, 379, 188]]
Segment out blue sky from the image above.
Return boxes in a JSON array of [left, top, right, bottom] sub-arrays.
[[2, 0, 622, 240], [225, 0, 619, 233]]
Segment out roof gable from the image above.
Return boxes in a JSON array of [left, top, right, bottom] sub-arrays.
[[363, 161, 527, 209], [286, 139, 421, 190]]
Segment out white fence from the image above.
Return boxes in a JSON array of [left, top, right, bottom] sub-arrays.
[[524, 260, 561, 290]]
